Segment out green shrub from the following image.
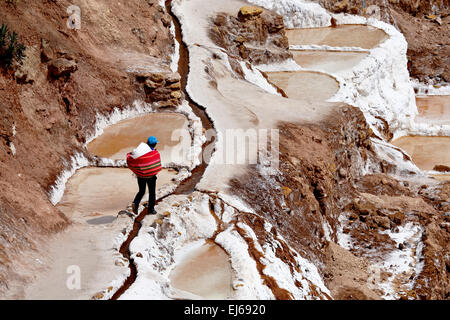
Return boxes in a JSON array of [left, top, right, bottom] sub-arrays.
[[0, 23, 26, 69]]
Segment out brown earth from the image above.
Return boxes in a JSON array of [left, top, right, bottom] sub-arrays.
[[315, 0, 449, 83], [138, 71, 183, 108], [0, 0, 174, 295], [323, 241, 381, 300]]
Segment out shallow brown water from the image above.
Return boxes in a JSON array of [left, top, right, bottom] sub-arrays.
[[87, 113, 191, 161], [286, 25, 387, 49], [292, 51, 368, 74], [169, 241, 233, 299], [267, 71, 339, 102], [431, 175, 450, 181], [391, 136, 450, 171], [415, 95, 450, 125]]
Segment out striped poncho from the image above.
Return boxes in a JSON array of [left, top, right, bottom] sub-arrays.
[[127, 143, 162, 178]]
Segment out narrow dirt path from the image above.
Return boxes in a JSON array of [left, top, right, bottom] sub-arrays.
[[163, 0, 215, 195]]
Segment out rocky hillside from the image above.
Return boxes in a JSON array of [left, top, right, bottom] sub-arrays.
[[230, 106, 450, 299], [315, 0, 449, 84], [0, 0, 174, 295]]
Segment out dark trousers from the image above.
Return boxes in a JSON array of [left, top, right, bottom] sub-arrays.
[[133, 176, 157, 212]]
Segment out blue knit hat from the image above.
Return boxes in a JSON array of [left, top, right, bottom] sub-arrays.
[[147, 136, 158, 145]]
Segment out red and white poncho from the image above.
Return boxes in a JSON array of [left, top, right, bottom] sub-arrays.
[[127, 143, 162, 178]]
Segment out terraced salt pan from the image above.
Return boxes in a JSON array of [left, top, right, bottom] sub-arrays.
[[169, 240, 233, 300], [250, 0, 417, 140], [25, 167, 177, 300], [267, 71, 339, 101], [87, 113, 191, 164], [171, 0, 342, 192], [415, 95, 450, 125], [431, 175, 450, 181], [245, 0, 443, 300], [291, 51, 369, 75], [286, 25, 387, 49], [23, 219, 131, 300], [57, 167, 177, 220], [391, 136, 450, 171]]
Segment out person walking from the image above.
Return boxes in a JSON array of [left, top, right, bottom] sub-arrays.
[[126, 136, 162, 215]]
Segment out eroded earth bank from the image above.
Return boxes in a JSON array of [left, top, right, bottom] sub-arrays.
[[0, 0, 449, 300]]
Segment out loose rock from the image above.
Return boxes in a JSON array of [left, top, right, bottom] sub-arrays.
[[48, 58, 78, 78]]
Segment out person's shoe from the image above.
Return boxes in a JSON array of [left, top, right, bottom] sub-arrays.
[[148, 209, 157, 215], [132, 203, 138, 215]]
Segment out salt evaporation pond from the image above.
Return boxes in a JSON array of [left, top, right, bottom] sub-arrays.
[[23, 167, 177, 300], [431, 175, 450, 181], [391, 136, 450, 171], [87, 113, 191, 162], [286, 25, 387, 49], [267, 71, 339, 101], [57, 167, 177, 220], [292, 51, 368, 74], [415, 95, 450, 125], [169, 241, 233, 300]]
